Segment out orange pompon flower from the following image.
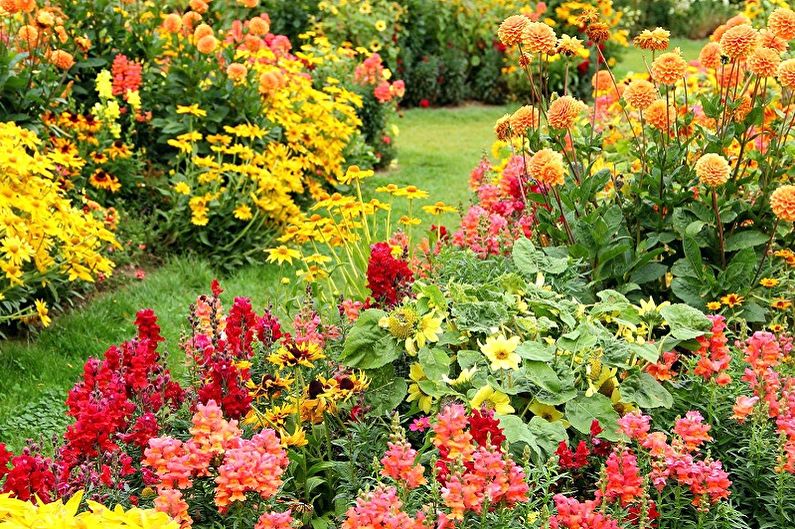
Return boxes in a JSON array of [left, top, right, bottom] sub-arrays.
[[758, 29, 788, 54], [182, 11, 202, 31], [258, 70, 285, 95], [239, 0, 259, 7], [196, 34, 217, 54], [698, 42, 722, 70], [585, 21, 610, 43], [623, 79, 657, 110], [498, 15, 529, 47], [720, 24, 757, 60], [770, 185, 795, 222], [0, 0, 17, 13], [226, 62, 248, 82], [651, 49, 687, 85], [189, 0, 208, 14], [16, 25, 38, 48], [547, 95, 585, 130], [695, 153, 731, 188], [14, 0, 35, 13], [162, 13, 182, 33], [494, 114, 511, 141], [509, 105, 540, 135], [248, 16, 269, 36], [633, 27, 670, 51], [748, 47, 781, 78], [194, 23, 213, 41], [529, 148, 565, 187], [49, 49, 75, 70], [592, 70, 614, 92], [521, 22, 557, 54], [777, 58, 795, 88], [645, 99, 673, 131], [769, 7, 795, 41]]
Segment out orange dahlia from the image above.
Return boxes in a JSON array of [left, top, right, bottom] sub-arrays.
[[248, 17, 269, 36], [509, 105, 540, 135], [727, 15, 752, 28], [633, 28, 670, 51], [49, 49, 75, 70], [529, 148, 565, 187], [194, 23, 213, 41], [770, 185, 795, 222], [189, 0, 208, 14], [585, 21, 610, 43], [226, 62, 248, 82], [720, 24, 758, 60], [758, 29, 788, 54], [522, 22, 557, 54], [498, 15, 529, 47], [769, 7, 795, 41], [645, 99, 674, 131], [162, 13, 183, 33], [196, 35, 217, 54], [651, 50, 687, 85], [547, 95, 585, 130], [592, 70, 614, 92], [748, 46, 781, 77], [623, 79, 657, 110], [698, 42, 722, 70], [777, 58, 795, 88], [494, 114, 511, 141], [695, 153, 731, 188], [17, 24, 38, 48]]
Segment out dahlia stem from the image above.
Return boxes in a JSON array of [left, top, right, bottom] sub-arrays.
[[552, 187, 574, 245], [752, 218, 779, 285], [712, 189, 726, 268]]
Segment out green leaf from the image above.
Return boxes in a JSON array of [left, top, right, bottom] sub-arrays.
[[523, 361, 562, 393], [725, 230, 770, 252], [364, 365, 408, 415], [457, 349, 482, 370], [722, 248, 756, 292], [495, 414, 566, 459], [659, 303, 711, 340], [683, 235, 704, 280], [516, 341, 554, 361], [513, 238, 568, 276], [419, 348, 451, 381], [630, 263, 667, 284], [621, 370, 673, 409], [340, 310, 402, 369], [564, 393, 620, 440]]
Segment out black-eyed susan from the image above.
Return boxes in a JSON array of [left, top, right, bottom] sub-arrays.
[[771, 298, 792, 310], [421, 201, 457, 216], [760, 278, 779, 288], [176, 103, 207, 117], [266, 245, 301, 265], [720, 293, 744, 308]]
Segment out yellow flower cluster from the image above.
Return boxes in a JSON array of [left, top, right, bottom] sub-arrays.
[[0, 490, 180, 529], [0, 122, 118, 324]]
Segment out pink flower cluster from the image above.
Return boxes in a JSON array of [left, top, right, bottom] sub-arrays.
[[617, 411, 731, 508], [693, 315, 732, 385], [144, 400, 289, 527], [732, 331, 795, 472], [549, 495, 620, 529], [354, 53, 405, 103], [453, 156, 538, 256], [341, 486, 427, 529], [380, 441, 426, 489]]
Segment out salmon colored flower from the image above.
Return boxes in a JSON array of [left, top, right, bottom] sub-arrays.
[[769, 7, 795, 41], [720, 24, 757, 60], [758, 29, 788, 54], [592, 70, 614, 92], [521, 22, 556, 54], [748, 46, 781, 77], [770, 184, 795, 222], [529, 148, 565, 187], [698, 42, 722, 69], [248, 17, 270, 36], [498, 15, 529, 47], [732, 396, 759, 423], [509, 105, 540, 135], [651, 50, 687, 85], [162, 13, 183, 33], [623, 79, 657, 110], [226, 62, 248, 81], [634, 27, 670, 51], [695, 153, 731, 188], [196, 35, 217, 54], [547, 95, 585, 129]]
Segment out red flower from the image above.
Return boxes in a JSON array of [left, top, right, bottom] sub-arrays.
[[419, 99, 430, 108], [469, 407, 506, 449], [365, 242, 414, 307], [111, 54, 142, 97]]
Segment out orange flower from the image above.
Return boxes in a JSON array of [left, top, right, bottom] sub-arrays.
[[194, 23, 213, 41], [258, 70, 285, 95], [770, 185, 795, 222], [585, 21, 610, 43], [758, 29, 788, 54], [769, 7, 795, 41], [509, 105, 540, 135], [529, 148, 565, 187], [726, 14, 751, 27], [521, 22, 556, 54], [547, 95, 585, 130], [695, 153, 731, 188], [226, 62, 248, 82], [591, 70, 614, 92], [0, 0, 17, 13], [162, 13, 183, 33], [494, 114, 511, 141], [698, 42, 722, 70], [14, 0, 35, 13], [238, 0, 259, 7], [248, 16, 269, 36], [720, 293, 744, 307], [49, 49, 75, 70], [651, 50, 687, 85], [633, 28, 669, 51], [771, 298, 792, 310], [16, 25, 38, 48], [189, 0, 208, 13], [748, 46, 781, 77], [645, 99, 673, 131], [498, 15, 529, 47], [196, 35, 217, 54], [777, 59, 795, 88], [719, 24, 757, 60], [182, 11, 202, 31], [623, 79, 657, 110]]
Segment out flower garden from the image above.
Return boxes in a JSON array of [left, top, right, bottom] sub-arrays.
[[1, 0, 795, 528]]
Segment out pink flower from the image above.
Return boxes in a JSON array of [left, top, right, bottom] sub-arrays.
[[674, 411, 712, 452], [381, 441, 427, 489], [732, 395, 759, 423], [618, 412, 650, 442]]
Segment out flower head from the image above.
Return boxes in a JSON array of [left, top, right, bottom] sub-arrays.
[[748, 46, 781, 77], [624, 79, 657, 110], [770, 185, 795, 222], [498, 15, 529, 46], [481, 334, 521, 371], [522, 22, 557, 54], [529, 148, 565, 187], [634, 28, 670, 51], [471, 385, 514, 415], [769, 7, 795, 40], [651, 50, 687, 85], [695, 153, 731, 188], [547, 95, 585, 129], [720, 24, 757, 60]]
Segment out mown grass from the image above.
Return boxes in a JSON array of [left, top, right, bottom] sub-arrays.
[[0, 103, 510, 448], [613, 37, 707, 78]]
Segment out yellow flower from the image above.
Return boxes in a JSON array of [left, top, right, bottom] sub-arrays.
[[706, 301, 722, 311], [176, 104, 207, 117], [528, 400, 564, 422], [234, 204, 253, 220], [421, 201, 457, 216], [375, 19, 387, 32], [443, 366, 477, 386], [173, 181, 191, 195], [399, 215, 421, 226], [720, 293, 744, 308], [35, 299, 51, 327], [760, 278, 779, 288], [395, 185, 429, 199], [771, 298, 792, 310], [266, 245, 301, 265], [471, 385, 514, 414], [1, 236, 33, 266], [96, 69, 113, 99], [339, 164, 375, 185], [406, 312, 443, 355], [407, 363, 434, 413], [481, 334, 521, 371], [126, 89, 141, 111]]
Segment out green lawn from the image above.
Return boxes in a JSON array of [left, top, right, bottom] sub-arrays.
[[0, 104, 510, 448], [613, 37, 706, 78]]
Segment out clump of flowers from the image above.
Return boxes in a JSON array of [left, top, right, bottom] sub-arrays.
[[366, 242, 414, 307]]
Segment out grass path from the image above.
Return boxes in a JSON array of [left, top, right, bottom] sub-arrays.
[[0, 104, 510, 447]]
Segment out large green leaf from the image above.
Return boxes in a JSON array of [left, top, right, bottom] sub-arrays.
[[659, 303, 711, 340], [564, 393, 620, 440], [496, 414, 567, 459], [725, 230, 769, 252], [516, 341, 554, 361], [340, 309, 402, 369], [523, 361, 563, 393], [419, 348, 451, 381], [621, 370, 673, 409], [513, 238, 568, 276], [364, 365, 408, 415]]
